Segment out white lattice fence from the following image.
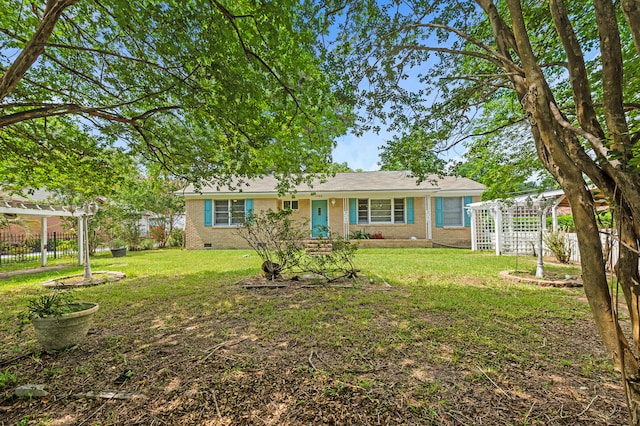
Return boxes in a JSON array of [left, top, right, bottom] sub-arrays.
[[470, 203, 545, 255]]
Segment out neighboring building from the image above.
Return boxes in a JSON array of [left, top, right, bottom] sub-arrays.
[[0, 190, 73, 238], [182, 171, 484, 249]]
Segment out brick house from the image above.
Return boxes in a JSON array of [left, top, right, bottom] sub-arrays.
[[182, 171, 484, 249]]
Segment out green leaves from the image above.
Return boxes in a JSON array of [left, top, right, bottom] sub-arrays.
[[1, 0, 349, 192]]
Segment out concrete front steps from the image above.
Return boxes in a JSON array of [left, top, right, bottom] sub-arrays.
[[303, 240, 333, 255]]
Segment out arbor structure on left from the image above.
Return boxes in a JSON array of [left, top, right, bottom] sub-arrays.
[[0, 194, 78, 266]]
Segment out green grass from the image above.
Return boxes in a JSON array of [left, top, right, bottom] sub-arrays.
[[1, 248, 588, 362], [0, 247, 620, 424]]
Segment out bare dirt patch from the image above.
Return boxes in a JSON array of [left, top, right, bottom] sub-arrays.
[[237, 274, 392, 291], [0, 275, 627, 425]]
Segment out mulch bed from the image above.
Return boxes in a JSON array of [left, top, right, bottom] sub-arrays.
[[500, 270, 583, 287], [42, 271, 126, 288]]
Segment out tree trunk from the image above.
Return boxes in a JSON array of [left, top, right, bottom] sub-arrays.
[[502, 1, 640, 423]]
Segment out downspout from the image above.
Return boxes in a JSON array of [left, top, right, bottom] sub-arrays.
[[343, 198, 349, 239]]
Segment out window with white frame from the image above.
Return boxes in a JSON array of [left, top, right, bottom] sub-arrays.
[[214, 200, 246, 225], [357, 198, 405, 224], [443, 197, 464, 227], [393, 198, 405, 223], [283, 200, 299, 210]]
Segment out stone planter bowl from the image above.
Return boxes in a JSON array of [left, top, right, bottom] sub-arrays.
[[31, 302, 99, 351]]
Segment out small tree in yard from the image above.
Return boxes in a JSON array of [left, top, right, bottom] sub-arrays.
[[236, 209, 307, 280], [237, 211, 359, 282]]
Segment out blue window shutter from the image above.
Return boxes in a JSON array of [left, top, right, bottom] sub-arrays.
[[464, 196, 472, 227], [435, 197, 444, 228], [204, 200, 212, 227], [245, 199, 254, 219], [349, 198, 357, 224], [406, 197, 414, 224]]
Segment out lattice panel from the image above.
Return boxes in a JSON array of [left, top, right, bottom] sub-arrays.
[[473, 208, 495, 251], [500, 204, 542, 255]]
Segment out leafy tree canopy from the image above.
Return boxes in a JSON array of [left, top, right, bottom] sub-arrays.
[[0, 0, 350, 194], [323, 1, 638, 195]]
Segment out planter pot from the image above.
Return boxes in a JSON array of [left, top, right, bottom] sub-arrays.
[[110, 247, 127, 257], [31, 303, 99, 351]]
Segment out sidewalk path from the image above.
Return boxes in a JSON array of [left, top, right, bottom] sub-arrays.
[[0, 265, 68, 280]]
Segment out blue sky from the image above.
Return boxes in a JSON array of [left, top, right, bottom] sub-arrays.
[[333, 125, 469, 172], [333, 131, 385, 171]]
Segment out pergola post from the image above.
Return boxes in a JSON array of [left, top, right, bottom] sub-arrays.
[[470, 208, 477, 251], [551, 198, 563, 232], [78, 214, 84, 266], [494, 205, 502, 256]]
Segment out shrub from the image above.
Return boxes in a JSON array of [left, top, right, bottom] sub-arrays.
[[139, 239, 156, 250], [150, 226, 166, 244], [301, 231, 359, 282], [235, 209, 306, 279], [544, 230, 572, 263], [109, 238, 126, 249], [237, 210, 359, 282], [349, 229, 370, 240], [167, 228, 184, 248], [57, 239, 78, 252], [595, 211, 613, 228]]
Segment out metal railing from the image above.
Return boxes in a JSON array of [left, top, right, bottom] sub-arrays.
[[0, 231, 78, 265]]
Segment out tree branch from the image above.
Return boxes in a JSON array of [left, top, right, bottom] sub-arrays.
[[209, 0, 305, 121], [0, 0, 78, 102], [407, 22, 523, 75], [0, 103, 180, 127], [548, 0, 606, 142], [395, 44, 521, 73]]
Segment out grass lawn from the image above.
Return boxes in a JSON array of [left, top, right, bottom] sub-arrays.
[[0, 248, 626, 425]]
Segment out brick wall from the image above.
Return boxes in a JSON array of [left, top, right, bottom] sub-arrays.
[[185, 198, 277, 249]]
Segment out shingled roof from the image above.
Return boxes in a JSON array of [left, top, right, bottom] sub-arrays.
[[183, 171, 484, 196]]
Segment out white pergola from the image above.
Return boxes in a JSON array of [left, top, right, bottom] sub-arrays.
[[467, 190, 566, 256], [0, 198, 90, 267]]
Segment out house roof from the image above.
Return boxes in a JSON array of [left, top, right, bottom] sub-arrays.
[[182, 171, 484, 197]]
